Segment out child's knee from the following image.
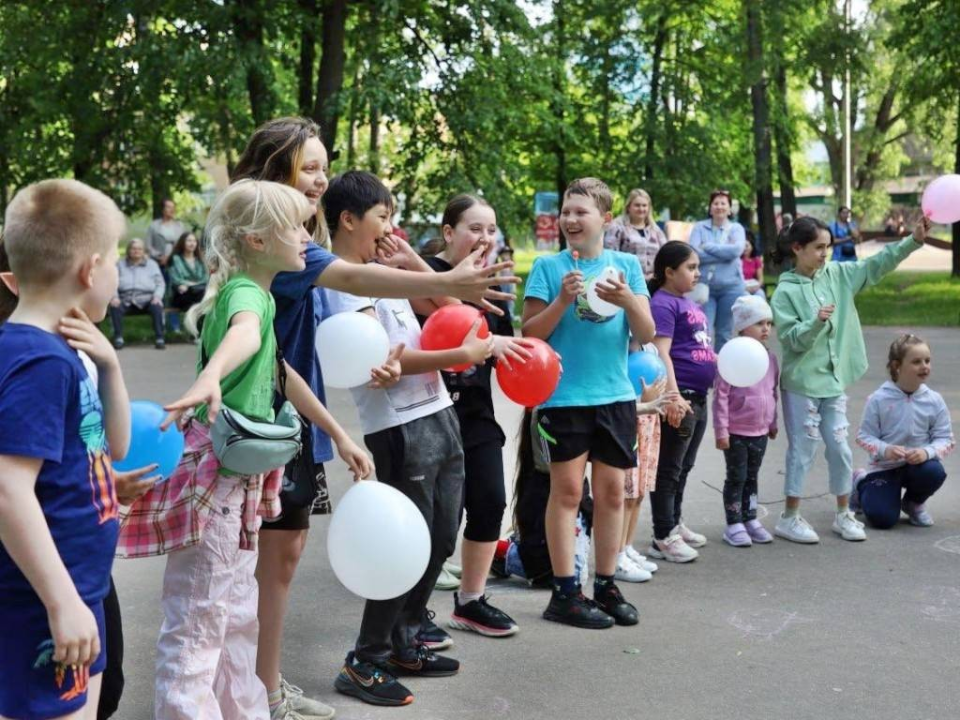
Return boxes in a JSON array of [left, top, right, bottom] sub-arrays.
[[865, 507, 899, 530]]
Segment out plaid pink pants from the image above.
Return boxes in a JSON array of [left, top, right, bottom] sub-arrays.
[[154, 477, 268, 719]]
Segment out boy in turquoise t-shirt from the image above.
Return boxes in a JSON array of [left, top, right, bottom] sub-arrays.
[[522, 177, 655, 629]]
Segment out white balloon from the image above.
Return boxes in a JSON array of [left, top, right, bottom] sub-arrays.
[[586, 266, 621, 317], [327, 481, 431, 600], [317, 313, 390, 388], [717, 336, 770, 388]]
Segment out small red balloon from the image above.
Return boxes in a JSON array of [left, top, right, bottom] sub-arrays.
[[420, 304, 490, 372], [495, 337, 562, 407]]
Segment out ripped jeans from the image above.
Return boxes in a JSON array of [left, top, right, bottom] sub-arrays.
[[782, 390, 853, 498]]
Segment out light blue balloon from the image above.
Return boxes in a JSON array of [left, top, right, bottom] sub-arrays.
[[113, 401, 185, 482], [628, 351, 666, 396]]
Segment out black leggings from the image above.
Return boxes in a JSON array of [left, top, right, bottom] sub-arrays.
[[461, 439, 508, 542], [649, 392, 708, 540], [97, 577, 124, 720]]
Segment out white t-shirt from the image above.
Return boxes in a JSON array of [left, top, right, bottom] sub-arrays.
[[324, 289, 451, 435]]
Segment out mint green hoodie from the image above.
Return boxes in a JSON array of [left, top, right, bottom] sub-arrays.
[[771, 236, 921, 398]]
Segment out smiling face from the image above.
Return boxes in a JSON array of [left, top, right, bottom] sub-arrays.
[[293, 136, 329, 208], [709, 195, 731, 223], [350, 203, 393, 262], [664, 252, 701, 294], [894, 343, 932, 391], [792, 229, 832, 276], [443, 203, 497, 265], [627, 196, 650, 226], [560, 193, 609, 252], [183, 234, 198, 254], [268, 223, 311, 273]]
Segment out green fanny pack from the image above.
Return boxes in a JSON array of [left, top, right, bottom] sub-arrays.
[[201, 321, 303, 475], [210, 400, 302, 475]]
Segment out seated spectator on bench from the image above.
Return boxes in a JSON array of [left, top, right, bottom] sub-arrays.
[[109, 238, 166, 350], [167, 231, 208, 312]]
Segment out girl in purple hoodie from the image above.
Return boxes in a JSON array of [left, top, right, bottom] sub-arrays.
[[713, 295, 780, 547]]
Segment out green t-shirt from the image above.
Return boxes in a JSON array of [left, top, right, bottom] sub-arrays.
[[195, 274, 277, 424]]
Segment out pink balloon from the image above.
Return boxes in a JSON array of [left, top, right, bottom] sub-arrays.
[[921, 174, 960, 224]]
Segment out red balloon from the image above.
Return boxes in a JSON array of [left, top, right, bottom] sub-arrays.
[[420, 304, 490, 372], [495, 337, 562, 407]]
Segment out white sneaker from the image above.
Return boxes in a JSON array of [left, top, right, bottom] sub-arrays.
[[625, 544, 658, 573], [648, 534, 699, 563], [774, 513, 820, 544], [832, 510, 867, 541], [676, 522, 707, 548], [614, 552, 652, 583], [280, 676, 336, 719], [271, 700, 307, 720]]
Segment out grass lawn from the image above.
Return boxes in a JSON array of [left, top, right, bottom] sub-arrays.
[[107, 261, 958, 345], [855, 272, 960, 327]]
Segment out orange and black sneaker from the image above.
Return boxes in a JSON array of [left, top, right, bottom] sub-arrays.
[[334, 652, 414, 706], [386, 646, 460, 677]]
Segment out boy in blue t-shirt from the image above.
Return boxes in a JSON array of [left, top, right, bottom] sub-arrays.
[[522, 177, 655, 629], [0, 179, 131, 720]]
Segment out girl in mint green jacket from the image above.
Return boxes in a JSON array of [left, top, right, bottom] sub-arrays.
[[769, 215, 930, 546]]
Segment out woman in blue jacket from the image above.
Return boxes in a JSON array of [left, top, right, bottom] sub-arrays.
[[688, 190, 746, 350]]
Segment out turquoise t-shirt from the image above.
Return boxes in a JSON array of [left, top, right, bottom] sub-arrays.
[[524, 248, 647, 408]]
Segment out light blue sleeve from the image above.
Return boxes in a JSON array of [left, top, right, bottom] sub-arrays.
[[700, 222, 746, 261], [624, 253, 647, 296], [688, 223, 719, 266], [925, 393, 956, 461], [523, 256, 555, 304]]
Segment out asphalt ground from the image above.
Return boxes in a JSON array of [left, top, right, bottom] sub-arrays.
[[112, 326, 960, 720]]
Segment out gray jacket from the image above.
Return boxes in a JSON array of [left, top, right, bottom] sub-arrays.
[[117, 257, 165, 307], [856, 381, 955, 475]]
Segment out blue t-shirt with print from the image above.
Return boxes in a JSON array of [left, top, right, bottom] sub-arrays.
[[0, 324, 118, 606], [272, 242, 338, 463], [524, 248, 647, 408]]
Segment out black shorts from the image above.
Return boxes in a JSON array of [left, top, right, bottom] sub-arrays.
[[261, 462, 328, 532], [536, 401, 638, 469]]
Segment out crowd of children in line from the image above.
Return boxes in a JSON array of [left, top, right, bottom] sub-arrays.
[[0, 115, 955, 720]]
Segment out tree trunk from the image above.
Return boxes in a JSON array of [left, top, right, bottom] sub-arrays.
[[772, 61, 797, 218], [643, 12, 668, 181], [745, 0, 777, 264], [855, 85, 899, 194], [233, 0, 276, 126], [313, 0, 348, 157], [297, 0, 319, 115], [369, 102, 380, 175], [954, 90, 960, 278]]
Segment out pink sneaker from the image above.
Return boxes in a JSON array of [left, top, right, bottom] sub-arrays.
[[722, 523, 752, 547], [745, 519, 773, 544]]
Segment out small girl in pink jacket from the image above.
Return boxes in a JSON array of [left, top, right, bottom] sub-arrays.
[[713, 295, 779, 547]]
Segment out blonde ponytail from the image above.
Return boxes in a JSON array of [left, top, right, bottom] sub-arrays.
[[186, 179, 311, 336]]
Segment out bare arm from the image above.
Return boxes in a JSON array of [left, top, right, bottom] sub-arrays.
[[163, 311, 262, 426], [58, 308, 131, 459], [317, 247, 519, 314], [282, 362, 373, 480], [521, 270, 584, 340], [0, 455, 100, 666], [399, 317, 493, 375], [624, 294, 655, 345]]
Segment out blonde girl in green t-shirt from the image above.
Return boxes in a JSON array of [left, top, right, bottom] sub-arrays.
[[120, 179, 373, 720]]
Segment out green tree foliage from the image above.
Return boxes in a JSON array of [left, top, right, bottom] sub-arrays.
[[0, 0, 956, 250]]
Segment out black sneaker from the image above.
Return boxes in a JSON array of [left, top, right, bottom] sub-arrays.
[[543, 588, 615, 629], [419, 609, 454, 651], [386, 646, 460, 677], [594, 582, 639, 626], [155, 338, 166, 350], [449, 593, 519, 637], [113, 336, 124, 350], [334, 652, 413, 707]]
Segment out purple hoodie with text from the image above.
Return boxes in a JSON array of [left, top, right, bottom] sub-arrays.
[[712, 349, 779, 440]]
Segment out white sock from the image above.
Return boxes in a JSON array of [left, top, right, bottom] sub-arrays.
[[459, 590, 483, 604]]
